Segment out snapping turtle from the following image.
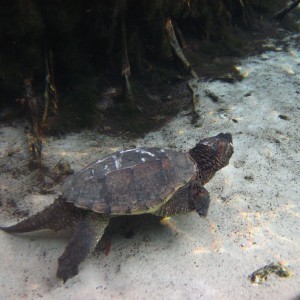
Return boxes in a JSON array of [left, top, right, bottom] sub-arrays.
[[1, 133, 233, 281]]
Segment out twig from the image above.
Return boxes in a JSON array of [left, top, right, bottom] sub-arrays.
[[23, 79, 43, 164], [174, 23, 187, 49], [43, 48, 58, 127], [275, 0, 300, 20], [187, 81, 200, 124], [120, 0, 135, 109], [165, 18, 198, 79]]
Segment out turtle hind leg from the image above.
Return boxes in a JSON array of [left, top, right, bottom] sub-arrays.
[[155, 184, 192, 217], [0, 197, 79, 233], [56, 212, 109, 282]]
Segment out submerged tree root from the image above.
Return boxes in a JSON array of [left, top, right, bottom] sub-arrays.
[[165, 18, 198, 80], [275, 0, 300, 20], [165, 18, 200, 123], [120, 0, 136, 111]]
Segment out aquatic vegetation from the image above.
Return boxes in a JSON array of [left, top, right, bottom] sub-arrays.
[[250, 262, 292, 284]]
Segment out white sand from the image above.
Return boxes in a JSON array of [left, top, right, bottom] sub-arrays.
[[0, 33, 299, 299]]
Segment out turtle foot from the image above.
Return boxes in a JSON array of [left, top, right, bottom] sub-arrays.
[[57, 256, 79, 282]]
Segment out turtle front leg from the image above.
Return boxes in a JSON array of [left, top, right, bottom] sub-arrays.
[[155, 180, 210, 217], [56, 212, 109, 282], [155, 184, 190, 217], [190, 180, 210, 216]]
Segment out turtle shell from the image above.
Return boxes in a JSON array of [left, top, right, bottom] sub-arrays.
[[61, 148, 195, 215]]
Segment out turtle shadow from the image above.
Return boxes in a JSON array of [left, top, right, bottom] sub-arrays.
[[95, 214, 171, 252], [104, 214, 164, 239]]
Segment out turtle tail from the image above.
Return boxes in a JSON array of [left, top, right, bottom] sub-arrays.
[[1, 197, 79, 233]]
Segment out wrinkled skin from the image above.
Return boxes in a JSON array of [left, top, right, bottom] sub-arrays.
[[1, 133, 233, 282]]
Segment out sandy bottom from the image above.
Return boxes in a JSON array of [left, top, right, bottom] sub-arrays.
[[0, 33, 299, 299]]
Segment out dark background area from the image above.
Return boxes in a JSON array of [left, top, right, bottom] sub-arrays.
[[0, 0, 298, 133]]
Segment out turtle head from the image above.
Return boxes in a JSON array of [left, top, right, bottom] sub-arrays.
[[189, 133, 233, 184]]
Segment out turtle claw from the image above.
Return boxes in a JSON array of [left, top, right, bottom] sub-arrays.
[[191, 182, 210, 217], [57, 256, 79, 282], [195, 202, 209, 217]]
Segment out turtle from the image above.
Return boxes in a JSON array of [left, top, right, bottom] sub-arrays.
[[1, 132, 233, 282]]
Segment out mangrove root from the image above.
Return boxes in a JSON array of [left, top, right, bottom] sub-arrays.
[[22, 79, 43, 164], [275, 0, 300, 20], [187, 80, 201, 124], [165, 18, 198, 80], [120, 0, 136, 110], [43, 48, 58, 128]]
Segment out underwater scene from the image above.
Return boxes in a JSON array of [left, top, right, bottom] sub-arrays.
[[0, 1, 299, 299]]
